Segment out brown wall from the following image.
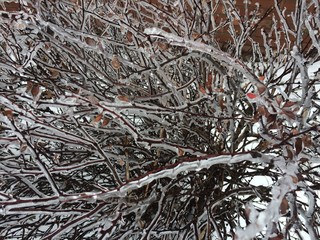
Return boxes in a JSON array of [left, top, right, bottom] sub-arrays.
[[0, 0, 311, 54]]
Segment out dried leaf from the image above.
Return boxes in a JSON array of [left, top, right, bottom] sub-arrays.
[[160, 127, 167, 139], [44, 42, 51, 50], [20, 143, 27, 152], [295, 137, 303, 155], [270, 222, 280, 236], [218, 96, 225, 111], [3, 109, 13, 120], [192, 32, 201, 39], [299, 157, 308, 163], [275, 95, 283, 106], [246, 93, 257, 99], [177, 147, 184, 156], [257, 106, 267, 116], [93, 114, 103, 123], [123, 135, 130, 145], [296, 173, 303, 182], [283, 101, 297, 108], [111, 56, 121, 70], [233, 19, 240, 25], [253, 112, 260, 122], [214, 88, 224, 93], [280, 198, 289, 215], [199, 226, 206, 240], [206, 72, 213, 92], [291, 175, 299, 184], [286, 146, 294, 160], [87, 95, 99, 105], [199, 85, 206, 94], [269, 121, 278, 130], [258, 75, 265, 81], [302, 135, 312, 147], [31, 84, 40, 97], [256, 140, 271, 151], [42, 90, 54, 99], [102, 118, 110, 127], [157, 42, 169, 51], [267, 114, 277, 124], [257, 86, 266, 94], [118, 159, 125, 167], [244, 206, 251, 221], [26, 81, 33, 92], [117, 95, 129, 102], [85, 37, 96, 46], [282, 110, 296, 120], [156, 148, 161, 157], [126, 31, 133, 43], [269, 234, 284, 240]]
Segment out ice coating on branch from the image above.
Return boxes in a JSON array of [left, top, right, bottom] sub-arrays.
[[144, 27, 266, 89], [144, 28, 162, 35], [236, 168, 298, 239], [1, 0, 320, 239], [96, 153, 266, 200]]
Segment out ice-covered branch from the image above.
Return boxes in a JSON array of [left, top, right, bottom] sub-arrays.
[[144, 27, 265, 89]]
